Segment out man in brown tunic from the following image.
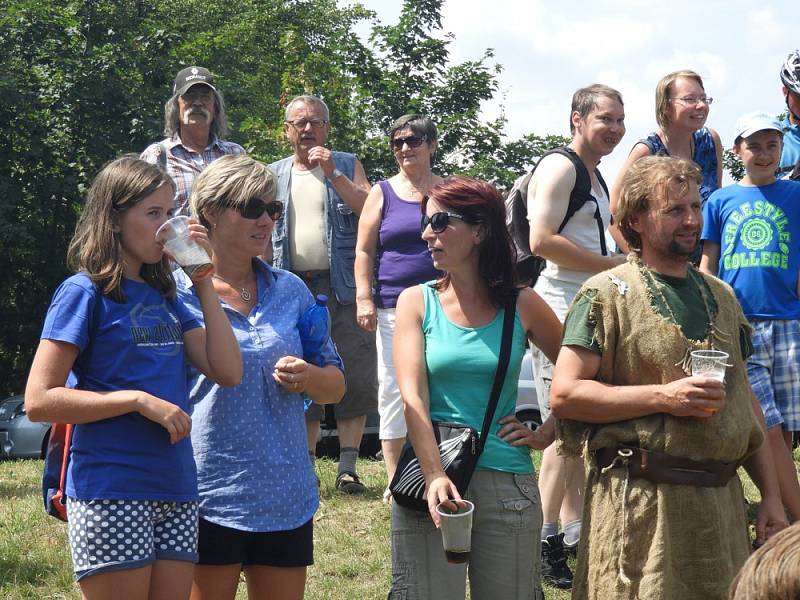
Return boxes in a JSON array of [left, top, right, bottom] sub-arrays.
[[550, 155, 787, 599]]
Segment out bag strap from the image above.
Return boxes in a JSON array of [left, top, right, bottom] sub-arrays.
[[476, 291, 518, 453]]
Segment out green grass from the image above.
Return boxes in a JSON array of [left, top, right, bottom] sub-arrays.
[[4, 450, 797, 599]]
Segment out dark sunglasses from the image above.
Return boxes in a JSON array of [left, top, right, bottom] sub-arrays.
[[236, 197, 283, 220], [420, 211, 466, 234], [391, 135, 427, 150]]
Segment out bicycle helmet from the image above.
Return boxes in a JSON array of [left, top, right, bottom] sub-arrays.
[[780, 50, 800, 94]]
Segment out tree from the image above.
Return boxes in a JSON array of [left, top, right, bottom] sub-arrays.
[[0, 0, 567, 395]]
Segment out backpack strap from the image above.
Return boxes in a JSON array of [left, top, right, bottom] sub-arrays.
[[555, 147, 608, 256]]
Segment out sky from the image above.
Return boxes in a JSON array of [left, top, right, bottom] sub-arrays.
[[354, 0, 795, 183]]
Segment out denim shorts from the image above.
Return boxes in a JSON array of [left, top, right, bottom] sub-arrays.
[[389, 470, 544, 600], [747, 319, 800, 431], [67, 498, 198, 581]]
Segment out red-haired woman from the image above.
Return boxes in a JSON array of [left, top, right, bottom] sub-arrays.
[[388, 177, 562, 600]]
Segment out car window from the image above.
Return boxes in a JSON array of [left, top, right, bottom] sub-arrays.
[[0, 398, 23, 420]]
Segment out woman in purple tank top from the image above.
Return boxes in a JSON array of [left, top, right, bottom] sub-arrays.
[[354, 114, 443, 499]]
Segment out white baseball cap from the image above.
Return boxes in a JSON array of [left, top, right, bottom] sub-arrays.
[[733, 111, 783, 142]]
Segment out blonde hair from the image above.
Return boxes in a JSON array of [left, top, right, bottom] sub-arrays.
[[67, 155, 176, 302], [728, 523, 800, 599], [615, 155, 701, 252], [655, 70, 705, 129], [190, 154, 277, 230]]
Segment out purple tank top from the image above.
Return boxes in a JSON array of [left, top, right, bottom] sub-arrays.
[[375, 180, 440, 308]]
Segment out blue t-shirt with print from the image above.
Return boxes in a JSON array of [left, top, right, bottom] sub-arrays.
[[701, 180, 800, 319], [41, 273, 201, 501], [176, 260, 344, 532]]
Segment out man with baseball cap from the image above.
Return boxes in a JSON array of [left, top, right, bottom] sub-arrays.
[[701, 110, 800, 523], [141, 66, 245, 213]]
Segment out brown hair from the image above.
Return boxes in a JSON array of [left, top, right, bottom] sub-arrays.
[[422, 176, 517, 307], [728, 523, 800, 599], [570, 84, 624, 134], [190, 154, 277, 231], [655, 70, 705, 129], [67, 155, 177, 302], [615, 155, 701, 252]]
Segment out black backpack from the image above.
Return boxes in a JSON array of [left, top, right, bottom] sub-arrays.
[[506, 146, 609, 285]]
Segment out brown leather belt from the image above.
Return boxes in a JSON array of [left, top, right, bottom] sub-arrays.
[[594, 445, 739, 487]]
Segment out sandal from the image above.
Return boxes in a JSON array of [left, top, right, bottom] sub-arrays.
[[335, 471, 366, 494]]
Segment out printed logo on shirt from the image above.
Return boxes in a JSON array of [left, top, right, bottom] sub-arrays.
[[129, 302, 184, 355], [722, 200, 790, 270]]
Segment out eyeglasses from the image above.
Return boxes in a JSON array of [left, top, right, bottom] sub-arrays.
[[236, 197, 283, 220], [391, 135, 427, 150], [285, 118, 328, 130], [420, 211, 466, 234], [670, 96, 713, 106]]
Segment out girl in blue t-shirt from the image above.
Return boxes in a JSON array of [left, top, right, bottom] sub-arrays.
[[25, 156, 242, 599]]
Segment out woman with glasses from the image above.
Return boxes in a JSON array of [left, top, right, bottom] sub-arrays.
[[354, 114, 443, 500], [175, 155, 345, 600], [388, 177, 562, 600], [610, 70, 722, 254]]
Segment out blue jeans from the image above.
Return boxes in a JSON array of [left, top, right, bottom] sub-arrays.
[[389, 470, 544, 600]]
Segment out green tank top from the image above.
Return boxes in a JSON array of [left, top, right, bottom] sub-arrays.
[[421, 283, 532, 474]]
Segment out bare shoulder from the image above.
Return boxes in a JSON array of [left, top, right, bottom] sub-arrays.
[[396, 284, 425, 317], [531, 152, 577, 185]]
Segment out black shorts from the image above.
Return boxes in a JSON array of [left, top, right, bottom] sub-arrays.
[[197, 517, 313, 567]]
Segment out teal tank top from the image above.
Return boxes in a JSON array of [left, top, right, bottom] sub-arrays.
[[421, 282, 532, 474]]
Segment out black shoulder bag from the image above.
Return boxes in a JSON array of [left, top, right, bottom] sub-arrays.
[[389, 292, 517, 512]]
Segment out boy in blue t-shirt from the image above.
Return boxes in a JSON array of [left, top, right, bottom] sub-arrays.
[[701, 111, 800, 521]]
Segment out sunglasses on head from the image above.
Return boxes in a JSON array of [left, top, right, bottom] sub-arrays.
[[391, 134, 427, 150], [420, 211, 466, 234], [236, 197, 283, 220]]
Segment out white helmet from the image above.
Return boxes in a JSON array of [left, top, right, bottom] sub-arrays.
[[780, 50, 800, 94]]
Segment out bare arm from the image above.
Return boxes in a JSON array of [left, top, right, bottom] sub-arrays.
[[550, 344, 726, 422], [25, 340, 192, 444], [183, 276, 243, 388], [518, 287, 562, 364], [529, 154, 624, 273], [609, 144, 651, 254], [699, 240, 720, 277], [394, 286, 460, 526], [354, 184, 384, 331], [742, 391, 789, 543], [709, 127, 724, 188], [496, 289, 562, 449], [309, 147, 370, 215]]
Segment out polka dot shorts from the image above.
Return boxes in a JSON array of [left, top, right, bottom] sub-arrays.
[[67, 498, 199, 581]]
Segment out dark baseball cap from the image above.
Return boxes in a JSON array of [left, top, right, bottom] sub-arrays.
[[173, 66, 216, 96]]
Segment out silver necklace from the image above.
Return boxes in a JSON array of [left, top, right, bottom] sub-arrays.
[[212, 273, 253, 302]]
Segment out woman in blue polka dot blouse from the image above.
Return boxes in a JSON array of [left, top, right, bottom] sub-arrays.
[[175, 154, 346, 600]]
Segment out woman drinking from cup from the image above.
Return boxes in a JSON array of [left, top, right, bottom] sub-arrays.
[[354, 114, 442, 498], [388, 177, 562, 600], [25, 156, 242, 600], [176, 154, 345, 600]]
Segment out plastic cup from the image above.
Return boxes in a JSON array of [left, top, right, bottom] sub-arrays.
[[155, 216, 213, 278], [436, 499, 474, 564], [690, 350, 729, 383]]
